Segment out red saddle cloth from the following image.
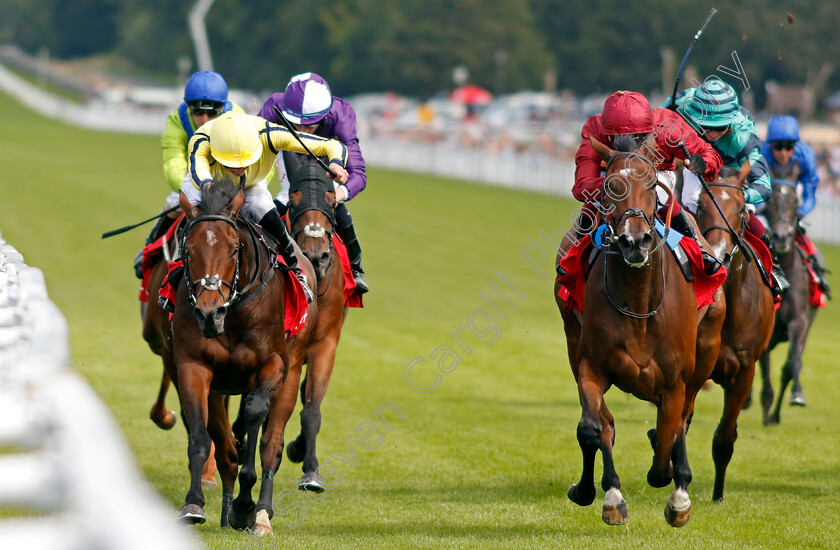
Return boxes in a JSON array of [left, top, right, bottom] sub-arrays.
[[556, 233, 728, 312], [333, 234, 364, 308], [795, 231, 828, 309], [741, 230, 782, 309], [138, 215, 184, 303]]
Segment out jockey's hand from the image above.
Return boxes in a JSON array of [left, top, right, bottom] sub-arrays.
[[328, 162, 349, 185], [333, 183, 349, 203], [684, 154, 706, 179]]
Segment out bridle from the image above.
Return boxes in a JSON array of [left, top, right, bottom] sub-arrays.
[[289, 201, 338, 298], [600, 151, 667, 319], [181, 214, 276, 310], [700, 181, 747, 249]]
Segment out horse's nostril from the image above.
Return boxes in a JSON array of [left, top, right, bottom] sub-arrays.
[[320, 251, 330, 264], [617, 234, 633, 250], [640, 233, 652, 249]]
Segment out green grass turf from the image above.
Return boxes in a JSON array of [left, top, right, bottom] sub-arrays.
[[2, 90, 840, 549]]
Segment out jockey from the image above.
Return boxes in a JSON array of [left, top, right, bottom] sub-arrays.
[[671, 78, 788, 294], [260, 72, 369, 295], [761, 115, 831, 296], [184, 111, 350, 303], [567, 90, 724, 275], [133, 71, 245, 278]]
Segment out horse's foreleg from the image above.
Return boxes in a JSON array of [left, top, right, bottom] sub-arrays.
[[251, 353, 304, 537], [568, 359, 603, 511], [597, 402, 626, 525], [712, 363, 754, 502], [177, 364, 213, 525], [229, 386, 271, 531], [297, 340, 338, 492], [785, 315, 813, 407], [207, 393, 238, 528], [648, 386, 684, 489]]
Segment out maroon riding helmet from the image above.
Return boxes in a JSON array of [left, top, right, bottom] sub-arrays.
[[601, 91, 655, 136]]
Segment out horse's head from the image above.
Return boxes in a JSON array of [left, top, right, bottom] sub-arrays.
[[765, 181, 799, 253], [179, 177, 244, 337], [696, 167, 747, 269], [592, 133, 659, 267], [286, 156, 337, 281]]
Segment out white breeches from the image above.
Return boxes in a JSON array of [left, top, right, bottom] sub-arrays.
[[180, 176, 275, 223]]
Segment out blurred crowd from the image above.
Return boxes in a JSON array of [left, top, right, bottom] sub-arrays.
[[348, 87, 840, 199]]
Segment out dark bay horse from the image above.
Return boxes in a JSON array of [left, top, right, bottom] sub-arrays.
[[555, 134, 724, 527], [757, 181, 820, 424], [144, 177, 317, 535], [270, 154, 351, 492], [695, 167, 774, 500]]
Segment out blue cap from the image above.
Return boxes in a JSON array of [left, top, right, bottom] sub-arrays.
[[184, 71, 228, 103], [767, 115, 800, 142]]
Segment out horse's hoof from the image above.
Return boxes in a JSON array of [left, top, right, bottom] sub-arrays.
[[602, 488, 628, 525], [286, 438, 305, 464], [664, 489, 691, 528], [151, 409, 177, 430], [201, 478, 218, 490], [298, 473, 325, 493], [765, 414, 780, 426], [789, 392, 807, 406], [567, 483, 596, 506], [229, 502, 257, 531], [249, 510, 273, 536], [177, 504, 206, 525]]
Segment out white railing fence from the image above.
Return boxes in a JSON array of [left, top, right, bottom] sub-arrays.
[[363, 137, 840, 245], [0, 234, 201, 550]]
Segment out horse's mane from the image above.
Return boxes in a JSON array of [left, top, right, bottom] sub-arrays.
[[718, 167, 739, 180], [198, 177, 241, 215], [612, 133, 645, 153]]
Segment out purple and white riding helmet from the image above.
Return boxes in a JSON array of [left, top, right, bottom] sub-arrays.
[[281, 72, 334, 125]]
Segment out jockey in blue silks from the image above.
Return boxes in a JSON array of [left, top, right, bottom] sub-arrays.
[[761, 115, 831, 296]]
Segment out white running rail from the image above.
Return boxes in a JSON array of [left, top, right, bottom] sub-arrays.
[[0, 234, 201, 550]]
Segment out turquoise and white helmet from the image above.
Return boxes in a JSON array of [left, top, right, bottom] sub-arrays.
[[679, 78, 740, 128]]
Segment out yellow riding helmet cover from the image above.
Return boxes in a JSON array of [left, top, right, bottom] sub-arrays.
[[209, 112, 263, 168]]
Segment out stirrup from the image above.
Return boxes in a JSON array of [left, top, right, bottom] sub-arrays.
[[772, 266, 790, 295]]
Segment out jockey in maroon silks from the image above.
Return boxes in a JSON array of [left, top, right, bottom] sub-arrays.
[[564, 90, 724, 275]]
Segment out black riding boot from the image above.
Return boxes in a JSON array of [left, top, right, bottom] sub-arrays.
[[133, 214, 177, 279], [260, 209, 315, 303], [336, 205, 369, 295], [670, 208, 723, 276], [759, 230, 790, 297]]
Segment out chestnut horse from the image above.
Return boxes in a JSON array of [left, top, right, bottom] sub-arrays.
[[270, 154, 350, 491], [695, 167, 774, 500], [555, 134, 724, 527], [143, 177, 317, 535], [757, 181, 820, 424]]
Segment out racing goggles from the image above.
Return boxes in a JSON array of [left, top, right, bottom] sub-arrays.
[[188, 100, 224, 117]]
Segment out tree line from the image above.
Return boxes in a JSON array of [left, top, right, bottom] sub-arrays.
[[2, 0, 838, 110]]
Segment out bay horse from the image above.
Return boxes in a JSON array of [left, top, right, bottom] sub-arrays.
[[268, 154, 351, 492], [143, 176, 317, 535], [695, 167, 774, 500], [757, 181, 820, 424], [555, 134, 724, 527]]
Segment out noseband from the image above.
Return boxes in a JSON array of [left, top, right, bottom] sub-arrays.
[[182, 214, 241, 309]]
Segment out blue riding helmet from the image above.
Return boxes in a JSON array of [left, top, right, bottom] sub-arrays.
[[767, 115, 800, 142], [184, 71, 229, 103], [679, 78, 740, 128]]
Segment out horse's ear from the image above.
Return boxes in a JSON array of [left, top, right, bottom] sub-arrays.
[[226, 187, 245, 218], [590, 136, 616, 162], [325, 189, 336, 210], [641, 133, 658, 157], [180, 191, 199, 221], [288, 190, 302, 208]]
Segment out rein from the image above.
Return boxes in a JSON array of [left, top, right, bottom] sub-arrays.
[[181, 214, 277, 310], [700, 182, 748, 247]]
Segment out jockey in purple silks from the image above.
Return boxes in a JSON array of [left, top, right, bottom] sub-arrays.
[[260, 72, 369, 295]]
